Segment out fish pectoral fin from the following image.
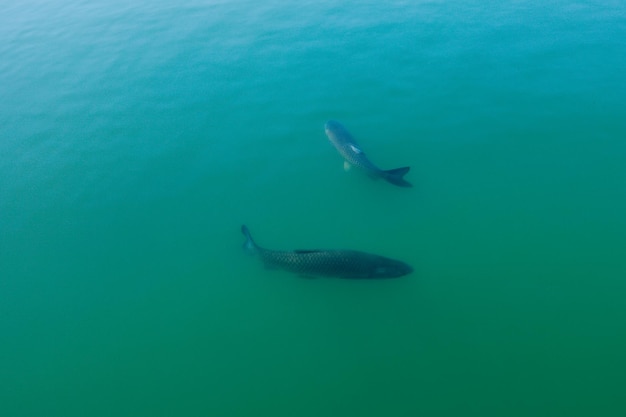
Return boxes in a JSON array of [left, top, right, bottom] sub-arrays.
[[344, 161, 352, 171], [293, 249, 323, 254]]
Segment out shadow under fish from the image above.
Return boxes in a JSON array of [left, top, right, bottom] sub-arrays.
[[242, 225, 412, 279], [324, 120, 412, 187]]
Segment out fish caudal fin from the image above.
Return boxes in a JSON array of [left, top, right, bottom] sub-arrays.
[[241, 225, 257, 254], [383, 167, 412, 187]]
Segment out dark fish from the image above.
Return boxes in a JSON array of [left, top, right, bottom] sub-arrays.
[[324, 120, 412, 187], [241, 225, 412, 279]]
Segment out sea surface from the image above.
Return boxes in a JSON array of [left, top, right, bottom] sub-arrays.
[[1, 1, 625, 416]]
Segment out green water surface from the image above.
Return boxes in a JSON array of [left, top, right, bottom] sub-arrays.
[[1, 1, 625, 416]]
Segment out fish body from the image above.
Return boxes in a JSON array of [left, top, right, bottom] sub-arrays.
[[242, 225, 412, 279], [324, 120, 412, 187]]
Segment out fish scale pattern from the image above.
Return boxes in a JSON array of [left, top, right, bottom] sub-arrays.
[[242, 225, 411, 279], [259, 248, 398, 279]]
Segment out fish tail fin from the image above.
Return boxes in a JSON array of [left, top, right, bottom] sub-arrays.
[[241, 225, 257, 254], [383, 167, 412, 187]]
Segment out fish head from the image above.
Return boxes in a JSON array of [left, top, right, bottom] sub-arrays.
[[324, 120, 350, 147], [324, 119, 342, 130], [324, 120, 339, 140], [372, 259, 413, 278]]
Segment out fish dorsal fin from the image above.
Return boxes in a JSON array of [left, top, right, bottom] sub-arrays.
[[349, 144, 363, 154]]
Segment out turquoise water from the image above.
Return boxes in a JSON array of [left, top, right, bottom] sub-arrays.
[[1, 1, 625, 415]]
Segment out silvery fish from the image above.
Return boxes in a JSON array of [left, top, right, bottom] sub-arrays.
[[241, 225, 412, 279], [324, 120, 412, 187]]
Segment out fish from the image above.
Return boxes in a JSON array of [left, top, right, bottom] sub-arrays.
[[241, 225, 413, 279], [324, 120, 412, 187]]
